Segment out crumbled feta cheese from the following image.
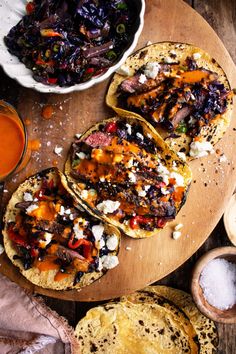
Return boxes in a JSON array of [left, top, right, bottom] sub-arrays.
[[161, 187, 170, 195], [0, 244, 4, 255], [59, 205, 65, 216], [116, 64, 131, 76], [65, 209, 71, 215], [97, 258, 103, 271], [136, 132, 144, 141], [126, 246, 132, 251], [23, 192, 33, 202], [138, 73, 147, 84], [193, 52, 201, 60], [126, 123, 132, 135], [144, 185, 151, 191], [99, 176, 105, 182], [54, 146, 63, 156], [157, 163, 170, 184], [144, 62, 160, 79], [164, 56, 173, 63], [92, 224, 104, 241], [46, 141, 51, 147], [170, 172, 185, 187], [76, 152, 87, 160], [169, 50, 176, 56], [26, 204, 38, 214], [172, 231, 182, 240], [174, 223, 183, 231], [97, 200, 120, 214], [219, 154, 227, 163], [128, 171, 136, 183], [75, 133, 82, 139], [106, 235, 119, 251], [73, 223, 85, 240], [146, 40, 152, 46], [43, 232, 53, 246], [177, 152, 187, 161], [127, 157, 134, 168], [138, 190, 146, 197], [190, 93, 196, 101], [101, 255, 119, 269], [189, 141, 214, 158], [81, 189, 89, 199]]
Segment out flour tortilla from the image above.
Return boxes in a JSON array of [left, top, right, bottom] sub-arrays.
[[106, 42, 233, 156], [64, 115, 192, 238], [3, 168, 120, 291], [75, 301, 197, 354]]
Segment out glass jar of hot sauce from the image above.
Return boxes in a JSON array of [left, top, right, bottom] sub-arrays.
[[0, 100, 31, 181]]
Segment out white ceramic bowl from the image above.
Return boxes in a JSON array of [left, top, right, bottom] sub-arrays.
[[0, 0, 145, 94]]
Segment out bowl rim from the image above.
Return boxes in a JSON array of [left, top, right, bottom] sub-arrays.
[[0, 0, 145, 94], [191, 246, 236, 324]]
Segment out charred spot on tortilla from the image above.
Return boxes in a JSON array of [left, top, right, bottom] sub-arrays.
[[65, 116, 192, 239], [3, 167, 120, 291], [106, 42, 233, 158]]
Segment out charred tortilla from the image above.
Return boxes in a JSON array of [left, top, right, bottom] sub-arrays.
[[3, 168, 120, 291], [65, 116, 192, 238], [75, 301, 198, 354], [106, 42, 233, 158]]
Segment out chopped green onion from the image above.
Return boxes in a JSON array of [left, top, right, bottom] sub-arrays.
[[116, 23, 126, 34], [53, 44, 60, 52], [72, 159, 80, 168], [176, 122, 188, 134], [106, 50, 117, 60], [117, 2, 128, 10]]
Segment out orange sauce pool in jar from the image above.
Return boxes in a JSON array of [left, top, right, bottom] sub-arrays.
[[0, 113, 25, 179]]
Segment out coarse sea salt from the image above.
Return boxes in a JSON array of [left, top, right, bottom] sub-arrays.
[[199, 258, 236, 310]]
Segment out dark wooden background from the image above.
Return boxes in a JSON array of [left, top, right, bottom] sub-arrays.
[[0, 1, 235, 353]]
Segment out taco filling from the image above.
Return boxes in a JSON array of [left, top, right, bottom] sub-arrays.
[[3, 168, 120, 289], [66, 117, 192, 238]]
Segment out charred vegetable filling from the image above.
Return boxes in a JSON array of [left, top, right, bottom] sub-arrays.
[[118, 56, 232, 137], [70, 118, 188, 232], [6, 174, 119, 284], [5, 0, 136, 87]]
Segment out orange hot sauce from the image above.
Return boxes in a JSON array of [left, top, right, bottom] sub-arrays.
[[0, 112, 25, 179]]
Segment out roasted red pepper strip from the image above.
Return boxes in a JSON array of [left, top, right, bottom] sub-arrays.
[[7, 224, 28, 247], [104, 121, 118, 133], [47, 78, 58, 85], [130, 215, 154, 230], [26, 2, 35, 14], [68, 236, 93, 262], [156, 218, 167, 229]]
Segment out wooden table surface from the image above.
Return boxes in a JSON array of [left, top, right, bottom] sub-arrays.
[[0, 1, 235, 353]]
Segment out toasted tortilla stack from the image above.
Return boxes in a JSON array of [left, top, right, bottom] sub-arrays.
[[65, 115, 192, 238], [106, 42, 233, 157], [3, 168, 120, 290], [75, 286, 218, 354]]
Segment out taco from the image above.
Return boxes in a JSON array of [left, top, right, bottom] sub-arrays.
[[3, 168, 120, 291], [64, 116, 192, 238], [75, 301, 198, 354], [106, 42, 233, 158]]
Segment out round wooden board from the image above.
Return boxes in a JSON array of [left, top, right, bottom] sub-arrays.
[[1, 0, 236, 301]]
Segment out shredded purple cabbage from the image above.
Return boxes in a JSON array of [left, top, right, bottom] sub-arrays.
[[5, 0, 137, 87]]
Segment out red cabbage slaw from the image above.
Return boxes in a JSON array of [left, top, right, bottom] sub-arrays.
[[4, 0, 137, 87]]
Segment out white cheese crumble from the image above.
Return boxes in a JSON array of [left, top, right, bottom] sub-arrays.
[[161, 187, 170, 195], [101, 255, 119, 269], [59, 205, 65, 216], [47, 141, 51, 147], [128, 171, 136, 183], [23, 192, 33, 202], [219, 154, 227, 163], [138, 73, 147, 84], [81, 189, 89, 199], [157, 163, 170, 185], [174, 223, 183, 231], [73, 223, 85, 239], [40, 232, 53, 247], [177, 152, 187, 161], [146, 40, 152, 46], [54, 146, 63, 156], [170, 172, 185, 187], [136, 132, 144, 141], [99, 176, 105, 182], [144, 185, 151, 191], [189, 141, 214, 158], [116, 64, 131, 76], [75, 133, 82, 139], [92, 224, 104, 241], [106, 235, 119, 251], [126, 123, 132, 135], [26, 204, 38, 214], [164, 56, 173, 63], [0, 244, 4, 255], [97, 258, 103, 271], [76, 152, 87, 160], [97, 200, 120, 214], [65, 209, 71, 215], [144, 61, 160, 79], [169, 49, 176, 56], [193, 52, 201, 60], [138, 190, 146, 197], [126, 246, 132, 251], [172, 231, 182, 240]]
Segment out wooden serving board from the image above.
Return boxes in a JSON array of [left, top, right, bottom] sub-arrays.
[[1, 0, 236, 301]]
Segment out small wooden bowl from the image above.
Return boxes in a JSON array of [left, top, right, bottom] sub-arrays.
[[191, 247, 236, 324]]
